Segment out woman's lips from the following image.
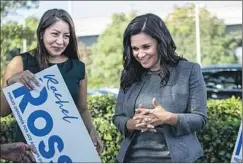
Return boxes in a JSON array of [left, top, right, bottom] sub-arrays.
[[52, 46, 63, 51], [140, 57, 149, 64]]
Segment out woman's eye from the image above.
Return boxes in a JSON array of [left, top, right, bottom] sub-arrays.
[[132, 47, 138, 51], [51, 33, 58, 36], [143, 45, 150, 49]]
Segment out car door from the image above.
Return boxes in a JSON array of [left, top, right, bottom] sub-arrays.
[[202, 69, 242, 99]]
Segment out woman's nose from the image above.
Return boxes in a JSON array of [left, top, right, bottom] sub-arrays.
[[137, 51, 146, 59], [56, 36, 64, 45]]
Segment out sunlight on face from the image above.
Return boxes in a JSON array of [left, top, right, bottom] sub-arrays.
[[43, 20, 70, 57], [131, 33, 160, 71]]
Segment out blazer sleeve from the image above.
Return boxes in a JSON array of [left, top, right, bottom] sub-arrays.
[[112, 88, 130, 137], [171, 63, 207, 136]]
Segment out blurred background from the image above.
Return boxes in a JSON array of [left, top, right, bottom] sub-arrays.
[[1, 1, 242, 99]]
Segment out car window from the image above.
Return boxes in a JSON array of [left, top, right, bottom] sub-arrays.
[[236, 71, 242, 89], [202, 70, 241, 90]]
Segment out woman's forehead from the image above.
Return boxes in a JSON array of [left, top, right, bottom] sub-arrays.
[[45, 20, 70, 33]]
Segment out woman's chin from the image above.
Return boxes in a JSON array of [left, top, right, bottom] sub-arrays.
[[140, 63, 152, 69]]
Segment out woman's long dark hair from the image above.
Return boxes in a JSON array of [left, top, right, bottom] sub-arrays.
[[121, 13, 185, 90], [32, 9, 78, 70]]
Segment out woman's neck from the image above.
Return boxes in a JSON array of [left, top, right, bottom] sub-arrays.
[[48, 55, 68, 64], [149, 58, 161, 72]]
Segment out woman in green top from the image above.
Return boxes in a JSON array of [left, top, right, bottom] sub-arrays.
[[1, 9, 103, 156]]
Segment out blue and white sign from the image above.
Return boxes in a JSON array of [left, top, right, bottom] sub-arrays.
[[3, 65, 101, 163], [231, 122, 242, 163]]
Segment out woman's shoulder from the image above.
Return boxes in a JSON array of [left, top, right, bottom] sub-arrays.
[[169, 60, 202, 84], [69, 58, 85, 67], [16, 51, 37, 66], [19, 51, 35, 59], [9, 51, 35, 66], [7, 55, 23, 70], [68, 58, 86, 79], [171, 60, 202, 79], [176, 60, 201, 70]]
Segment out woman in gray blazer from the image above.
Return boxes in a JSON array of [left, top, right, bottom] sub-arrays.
[[112, 13, 207, 163]]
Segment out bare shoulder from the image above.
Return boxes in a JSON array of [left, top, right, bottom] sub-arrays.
[[6, 56, 24, 72], [2, 56, 24, 87]]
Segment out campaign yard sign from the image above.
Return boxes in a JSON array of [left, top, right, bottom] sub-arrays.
[[3, 65, 101, 163], [231, 123, 242, 163]]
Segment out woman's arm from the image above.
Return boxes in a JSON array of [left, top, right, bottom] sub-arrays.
[[77, 73, 103, 154], [77, 73, 96, 133], [170, 63, 207, 136], [112, 88, 132, 137], [1, 56, 24, 117]]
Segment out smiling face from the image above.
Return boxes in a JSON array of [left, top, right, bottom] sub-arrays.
[[130, 32, 160, 71], [43, 20, 70, 57]]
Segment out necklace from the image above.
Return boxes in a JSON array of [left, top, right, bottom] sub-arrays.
[[148, 69, 162, 75]]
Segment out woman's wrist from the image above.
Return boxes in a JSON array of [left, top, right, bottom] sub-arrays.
[[126, 119, 136, 132], [165, 112, 178, 126]]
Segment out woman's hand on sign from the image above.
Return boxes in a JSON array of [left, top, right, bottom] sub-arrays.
[[7, 70, 40, 90], [89, 128, 104, 154]]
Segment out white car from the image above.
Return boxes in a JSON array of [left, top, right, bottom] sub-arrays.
[[87, 87, 119, 98]]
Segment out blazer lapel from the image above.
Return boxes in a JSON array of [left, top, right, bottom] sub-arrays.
[[124, 74, 147, 118]]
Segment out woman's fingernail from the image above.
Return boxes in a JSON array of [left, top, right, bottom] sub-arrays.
[[33, 87, 39, 93], [151, 124, 154, 128]]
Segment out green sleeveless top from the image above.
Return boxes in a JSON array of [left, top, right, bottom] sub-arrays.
[[14, 52, 85, 143]]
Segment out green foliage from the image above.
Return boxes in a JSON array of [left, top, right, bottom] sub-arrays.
[[88, 95, 123, 163], [1, 1, 39, 84], [165, 4, 241, 64], [24, 16, 39, 50], [1, 1, 39, 18], [0, 96, 241, 163], [1, 16, 39, 81], [0, 114, 16, 163], [87, 13, 136, 88], [0, 114, 16, 144], [1, 21, 22, 79], [197, 97, 242, 162]]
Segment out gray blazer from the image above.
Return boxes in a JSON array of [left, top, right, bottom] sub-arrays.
[[112, 60, 207, 163]]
